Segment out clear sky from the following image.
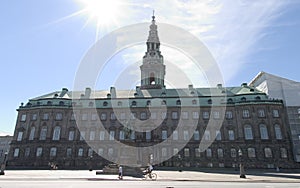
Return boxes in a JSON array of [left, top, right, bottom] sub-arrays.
[[1, 0, 300, 135]]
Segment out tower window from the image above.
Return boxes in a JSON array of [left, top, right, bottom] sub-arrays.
[[150, 72, 155, 85]]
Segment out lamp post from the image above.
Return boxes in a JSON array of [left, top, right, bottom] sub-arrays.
[[238, 149, 246, 178], [0, 151, 8, 175]]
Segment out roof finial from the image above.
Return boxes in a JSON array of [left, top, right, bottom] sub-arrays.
[[152, 10, 155, 21]]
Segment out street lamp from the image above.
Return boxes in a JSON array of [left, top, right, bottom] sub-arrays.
[[0, 151, 8, 175], [238, 149, 246, 178]]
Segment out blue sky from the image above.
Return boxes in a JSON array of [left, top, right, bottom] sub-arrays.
[[1, 0, 300, 135]]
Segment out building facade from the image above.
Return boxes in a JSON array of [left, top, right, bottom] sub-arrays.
[[8, 16, 298, 169]]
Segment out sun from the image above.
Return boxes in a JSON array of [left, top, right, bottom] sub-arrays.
[[76, 0, 123, 38]]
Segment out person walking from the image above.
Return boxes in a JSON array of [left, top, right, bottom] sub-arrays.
[[118, 165, 123, 180]]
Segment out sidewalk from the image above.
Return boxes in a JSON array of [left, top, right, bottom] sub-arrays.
[[0, 170, 300, 183]]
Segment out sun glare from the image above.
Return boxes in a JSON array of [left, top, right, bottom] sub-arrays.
[[76, 0, 123, 38]]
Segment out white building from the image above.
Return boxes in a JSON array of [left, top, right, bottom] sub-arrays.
[[250, 71, 300, 162]]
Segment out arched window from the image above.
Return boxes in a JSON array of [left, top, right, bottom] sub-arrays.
[[176, 100, 181, 106], [192, 99, 197, 105], [208, 99, 212, 104], [255, 96, 261, 100], [274, 124, 283, 140], [147, 100, 151, 106], [150, 72, 155, 85], [103, 101, 108, 106], [47, 101, 52, 105], [59, 101, 64, 106], [259, 124, 269, 140], [241, 97, 246, 101], [132, 101, 137, 106], [29, 127, 35, 141], [52, 126, 61, 141], [117, 101, 122, 106], [244, 125, 253, 140], [39, 127, 47, 140], [227, 98, 233, 103]]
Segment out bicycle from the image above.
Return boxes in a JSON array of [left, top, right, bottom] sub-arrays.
[[142, 171, 157, 181]]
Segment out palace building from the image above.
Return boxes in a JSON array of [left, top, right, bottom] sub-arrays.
[[7, 15, 298, 169]]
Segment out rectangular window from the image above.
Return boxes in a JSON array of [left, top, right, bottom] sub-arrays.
[[194, 130, 200, 141], [248, 148, 256, 158], [183, 130, 189, 141], [110, 113, 116, 120], [182, 111, 188, 119], [273, 109, 279, 118], [78, 148, 83, 157], [193, 111, 199, 119], [109, 131, 115, 140], [230, 148, 236, 158], [25, 148, 30, 157], [100, 113, 107, 120], [50, 147, 57, 157], [99, 131, 105, 140], [140, 112, 147, 120], [280, 148, 288, 158], [32, 114, 37, 121], [215, 130, 222, 141], [146, 131, 151, 140], [55, 113, 63, 120], [258, 109, 265, 117], [206, 148, 212, 157], [36, 147, 43, 157], [162, 148, 167, 157], [195, 148, 201, 157], [29, 127, 35, 140], [162, 130, 167, 140], [68, 130, 75, 141], [14, 148, 20, 157], [17, 131, 23, 141], [264, 148, 273, 158], [202, 111, 209, 119], [228, 130, 235, 141], [173, 130, 178, 140], [130, 131, 135, 140], [43, 113, 49, 120], [225, 111, 233, 119], [89, 130, 96, 141], [80, 131, 86, 141], [204, 130, 211, 141], [91, 113, 97, 121], [21, 114, 26, 122], [82, 113, 88, 121], [172, 111, 178, 119], [217, 148, 223, 158], [184, 148, 190, 157], [39, 128, 47, 140], [119, 130, 125, 140], [88, 148, 93, 157], [242, 109, 250, 118], [213, 111, 220, 119], [66, 148, 72, 157]]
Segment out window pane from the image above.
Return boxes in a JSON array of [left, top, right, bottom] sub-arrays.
[[193, 111, 199, 119], [184, 148, 190, 157], [217, 148, 223, 158], [14, 148, 19, 157], [275, 124, 282, 140], [194, 130, 200, 141], [52, 126, 61, 140], [215, 130, 222, 141], [17, 131, 23, 141], [204, 130, 211, 141], [162, 130, 167, 140], [259, 124, 269, 140], [40, 127, 47, 140], [264, 148, 272, 158], [68, 130, 75, 141], [109, 131, 115, 140], [228, 130, 235, 140], [244, 125, 253, 140], [172, 112, 178, 119], [226, 111, 233, 119], [231, 148, 236, 158], [206, 148, 212, 157], [50, 147, 57, 157], [248, 148, 256, 158], [36, 147, 43, 157], [29, 127, 35, 140], [183, 130, 189, 140]]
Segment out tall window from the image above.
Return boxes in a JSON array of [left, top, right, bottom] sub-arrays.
[[32, 114, 37, 121], [17, 131, 23, 141], [184, 148, 190, 157], [228, 130, 235, 140], [55, 113, 63, 120], [183, 130, 189, 141], [193, 111, 199, 119], [99, 131, 105, 140], [66, 148, 72, 157], [274, 124, 283, 140], [78, 148, 83, 157], [202, 111, 209, 119], [204, 130, 211, 141], [230, 148, 237, 158], [88, 148, 93, 157], [68, 130, 75, 141], [248, 148, 256, 158], [13, 148, 20, 157], [273, 109, 279, 118], [162, 130, 167, 140], [280, 148, 288, 158], [89, 130, 96, 141], [258, 109, 265, 117], [215, 130, 222, 141], [39, 127, 47, 140], [259, 124, 269, 140], [195, 148, 201, 157], [206, 148, 212, 157], [182, 111, 188, 119], [25, 148, 30, 157], [52, 126, 61, 140], [244, 125, 253, 140], [172, 111, 178, 119], [194, 130, 200, 141], [173, 130, 178, 140], [146, 131, 151, 140], [264, 148, 273, 158], [50, 147, 57, 157], [21, 114, 26, 121], [29, 127, 35, 140], [36, 147, 43, 157], [119, 130, 125, 140], [225, 111, 233, 119], [109, 131, 115, 140], [242, 109, 250, 118], [217, 148, 223, 158]]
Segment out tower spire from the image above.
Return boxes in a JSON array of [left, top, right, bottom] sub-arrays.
[[152, 10, 155, 21]]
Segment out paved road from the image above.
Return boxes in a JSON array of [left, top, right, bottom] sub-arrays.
[[1, 180, 300, 188]]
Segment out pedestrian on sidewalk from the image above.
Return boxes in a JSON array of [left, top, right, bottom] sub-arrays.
[[118, 165, 123, 180]]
